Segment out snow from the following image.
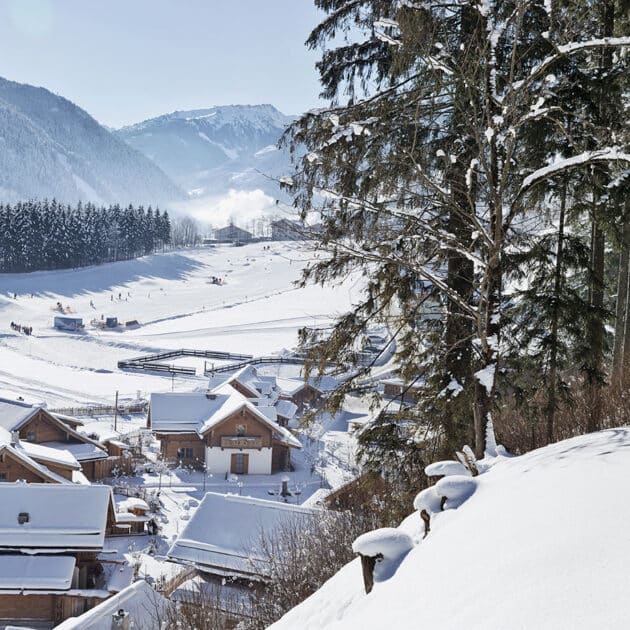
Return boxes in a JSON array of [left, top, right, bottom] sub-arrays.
[[433, 475, 477, 509], [0, 555, 75, 590], [41, 440, 107, 462], [0, 243, 359, 408], [352, 528, 414, 559], [18, 440, 80, 469], [522, 149, 630, 192], [424, 460, 471, 478], [412, 487, 442, 514], [0, 483, 111, 551], [271, 428, 630, 630], [167, 492, 321, 579], [0, 397, 38, 431], [474, 363, 496, 395], [54, 579, 168, 630]]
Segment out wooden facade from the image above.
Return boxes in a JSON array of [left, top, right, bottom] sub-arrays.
[[281, 383, 322, 412], [158, 406, 292, 473], [0, 448, 52, 483], [382, 380, 420, 403]]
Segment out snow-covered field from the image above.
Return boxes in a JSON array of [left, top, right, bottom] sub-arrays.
[[0, 242, 361, 407], [271, 428, 630, 630]]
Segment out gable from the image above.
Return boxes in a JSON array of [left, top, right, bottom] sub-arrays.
[[0, 446, 56, 483], [229, 380, 259, 399], [19, 410, 70, 443], [209, 407, 273, 441]]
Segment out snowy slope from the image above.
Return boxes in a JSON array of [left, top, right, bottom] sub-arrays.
[[0, 76, 182, 205], [0, 242, 360, 407], [117, 104, 294, 198], [271, 428, 630, 630]]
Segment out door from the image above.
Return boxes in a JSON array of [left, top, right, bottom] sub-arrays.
[[230, 453, 249, 474]]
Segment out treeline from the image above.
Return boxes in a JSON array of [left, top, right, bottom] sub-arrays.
[[0, 200, 171, 272]]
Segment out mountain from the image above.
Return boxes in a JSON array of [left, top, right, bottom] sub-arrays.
[[116, 104, 295, 198], [0, 77, 183, 205]]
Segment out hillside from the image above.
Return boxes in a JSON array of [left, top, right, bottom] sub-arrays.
[[270, 429, 630, 630], [116, 104, 294, 198], [0, 77, 183, 205]]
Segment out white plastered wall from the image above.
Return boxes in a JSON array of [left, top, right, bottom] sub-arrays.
[[205, 446, 272, 475]]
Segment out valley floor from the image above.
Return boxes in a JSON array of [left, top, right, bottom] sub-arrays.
[[0, 242, 361, 407]]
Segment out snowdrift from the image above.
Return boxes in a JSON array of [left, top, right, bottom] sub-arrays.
[[270, 428, 630, 630]]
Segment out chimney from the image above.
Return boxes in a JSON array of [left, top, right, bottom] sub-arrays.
[[111, 609, 130, 630], [10, 431, 19, 446]]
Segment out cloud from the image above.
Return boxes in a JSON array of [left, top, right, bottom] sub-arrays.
[[172, 188, 295, 230]]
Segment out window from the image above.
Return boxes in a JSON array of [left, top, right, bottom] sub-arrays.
[[18, 512, 29, 524], [0, 473, 6, 481], [177, 447, 193, 459], [236, 424, 246, 437], [25, 431, 36, 442]]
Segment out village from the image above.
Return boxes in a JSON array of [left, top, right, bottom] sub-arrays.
[[0, 237, 420, 628]]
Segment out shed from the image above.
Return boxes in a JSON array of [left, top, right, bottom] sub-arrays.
[[53, 316, 83, 331]]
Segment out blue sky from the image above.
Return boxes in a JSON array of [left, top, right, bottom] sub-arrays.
[[0, 0, 323, 127]]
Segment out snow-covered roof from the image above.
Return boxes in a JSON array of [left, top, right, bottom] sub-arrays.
[[168, 492, 320, 579], [52, 412, 84, 427], [223, 364, 280, 400], [276, 377, 308, 396], [116, 497, 149, 513], [0, 397, 39, 431], [54, 579, 168, 630], [150, 391, 234, 433], [151, 387, 301, 449], [19, 440, 80, 469], [0, 555, 75, 591], [0, 483, 111, 551], [41, 440, 108, 462], [275, 399, 298, 420]]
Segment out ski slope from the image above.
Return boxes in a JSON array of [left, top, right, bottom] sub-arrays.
[[0, 242, 360, 407]]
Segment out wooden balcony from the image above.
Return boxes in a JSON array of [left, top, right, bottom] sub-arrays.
[[220, 435, 263, 449]]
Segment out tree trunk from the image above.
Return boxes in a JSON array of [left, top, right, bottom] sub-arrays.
[[586, 215, 605, 433], [441, 2, 481, 454], [545, 179, 567, 443], [612, 210, 630, 382]]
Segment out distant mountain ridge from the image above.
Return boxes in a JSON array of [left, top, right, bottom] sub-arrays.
[[0, 77, 183, 205], [116, 104, 295, 198]]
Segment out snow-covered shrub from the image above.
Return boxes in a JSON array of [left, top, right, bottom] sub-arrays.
[[424, 460, 471, 478], [352, 528, 414, 593], [434, 475, 477, 509]]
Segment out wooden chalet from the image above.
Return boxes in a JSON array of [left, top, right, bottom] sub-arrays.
[[0, 483, 127, 627], [149, 384, 301, 475], [381, 377, 422, 403], [0, 397, 113, 481], [276, 377, 324, 413], [214, 223, 252, 243]]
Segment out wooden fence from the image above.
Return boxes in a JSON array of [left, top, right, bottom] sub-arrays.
[[117, 348, 254, 375], [50, 403, 148, 416]]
